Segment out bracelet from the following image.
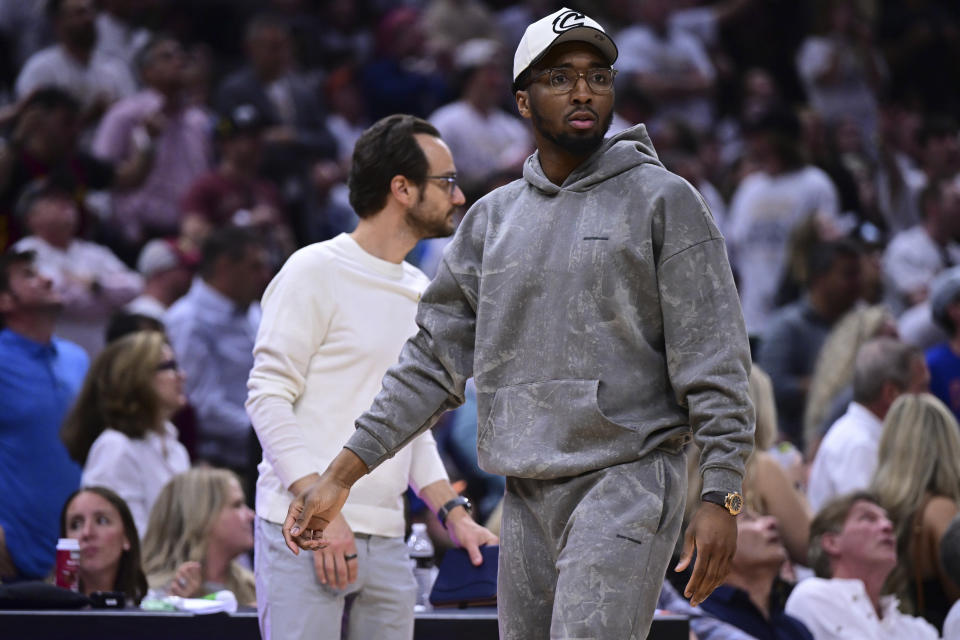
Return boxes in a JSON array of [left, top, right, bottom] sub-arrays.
[[437, 496, 472, 529]]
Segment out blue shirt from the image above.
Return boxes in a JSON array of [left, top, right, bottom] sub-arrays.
[[0, 329, 87, 578], [658, 580, 755, 640], [164, 278, 259, 468], [701, 584, 814, 640], [926, 343, 960, 425]]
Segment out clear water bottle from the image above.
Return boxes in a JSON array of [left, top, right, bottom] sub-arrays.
[[406, 523, 436, 610]]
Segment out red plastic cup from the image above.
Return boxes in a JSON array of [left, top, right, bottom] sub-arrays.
[[55, 538, 80, 591]]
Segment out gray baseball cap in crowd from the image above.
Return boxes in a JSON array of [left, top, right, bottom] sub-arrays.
[[137, 238, 184, 278], [931, 265, 960, 331], [513, 7, 618, 82]]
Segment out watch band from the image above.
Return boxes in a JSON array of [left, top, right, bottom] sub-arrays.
[[702, 491, 743, 516], [437, 496, 472, 528]]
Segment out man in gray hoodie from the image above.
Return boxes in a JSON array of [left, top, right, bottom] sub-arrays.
[[282, 8, 755, 639]]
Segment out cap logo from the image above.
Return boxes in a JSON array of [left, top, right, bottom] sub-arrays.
[[553, 10, 586, 33]]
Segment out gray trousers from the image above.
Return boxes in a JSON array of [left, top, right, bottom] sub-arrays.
[[498, 448, 687, 640], [255, 517, 418, 640]]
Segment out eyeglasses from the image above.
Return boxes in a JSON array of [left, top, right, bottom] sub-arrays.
[[155, 359, 179, 372], [425, 174, 459, 197], [529, 67, 617, 95]]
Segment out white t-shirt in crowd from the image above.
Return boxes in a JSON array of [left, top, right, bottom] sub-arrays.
[[785, 577, 939, 640], [430, 100, 532, 189], [726, 166, 840, 334], [807, 402, 883, 513], [82, 423, 190, 538]]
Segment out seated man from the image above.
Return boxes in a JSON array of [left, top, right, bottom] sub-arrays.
[[657, 579, 756, 640], [807, 338, 929, 512], [785, 492, 939, 639], [700, 510, 813, 639]]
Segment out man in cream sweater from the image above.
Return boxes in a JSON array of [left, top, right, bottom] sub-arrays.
[[246, 114, 497, 640]]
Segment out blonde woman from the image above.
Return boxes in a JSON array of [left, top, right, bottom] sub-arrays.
[[142, 468, 256, 606], [803, 304, 896, 458], [687, 366, 812, 565], [871, 393, 960, 631], [61, 330, 191, 536]]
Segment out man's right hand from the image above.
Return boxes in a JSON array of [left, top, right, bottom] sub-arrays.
[[282, 449, 367, 554], [283, 474, 350, 554]]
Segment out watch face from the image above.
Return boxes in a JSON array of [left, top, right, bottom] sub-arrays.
[[725, 493, 743, 515]]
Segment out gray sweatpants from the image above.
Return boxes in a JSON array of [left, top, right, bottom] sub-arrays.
[[498, 448, 687, 640], [255, 517, 418, 640]]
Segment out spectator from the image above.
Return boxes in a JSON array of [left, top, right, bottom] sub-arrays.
[[420, 0, 498, 62], [803, 304, 897, 457], [15, 0, 135, 122], [871, 393, 960, 630], [59, 486, 148, 604], [0, 87, 155, 250], [323, 65, 368, 169], [246, 114, 496, 640], [360, 7, 449, 122], [60, 330, 190, 536], [807, 337, 929, 513], [616, 0, 717, 135], [941, 515, 960, 639], [795, 0, 886, 147], [164, 227, 270, 494], [726, 107, 841, 334], [94, 0, 151, 68], [142, 468, 256, 606], [916, 117, 960, 188], [757, 239, 862, 446], [922, 267, 960, 422], [125, 238, 194, 321], [92, 35, 212, 249], [429, 38, 532, 202], [700, 510, 814, 639], [883, 179, 960, 314], [14, 179, 143, 357], [0, 249, 87, 581], [785, 492, 939, 640], [178, 104, 294, 267], [657, 578, 756, 640], [215, 12, 338, 244]]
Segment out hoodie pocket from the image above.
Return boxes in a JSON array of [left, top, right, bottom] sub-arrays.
[[478, 379, 645, 479]]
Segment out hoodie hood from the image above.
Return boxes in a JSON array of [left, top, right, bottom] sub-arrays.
[[522, 123, 664, 194]]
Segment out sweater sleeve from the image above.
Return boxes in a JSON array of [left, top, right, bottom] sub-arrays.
[[246, 249, 332, 490], [345, 205, 486, 470], [656, 177, 754, 497], [407, 430, 449, 494]]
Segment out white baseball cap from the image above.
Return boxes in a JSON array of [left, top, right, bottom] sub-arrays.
[[513, 7, 618, 83]]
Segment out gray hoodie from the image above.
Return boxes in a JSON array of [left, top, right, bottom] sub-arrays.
[[347, 124, 754, 496]]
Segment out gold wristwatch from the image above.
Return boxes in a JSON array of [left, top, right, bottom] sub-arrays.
[[702, 491, 743, 516]]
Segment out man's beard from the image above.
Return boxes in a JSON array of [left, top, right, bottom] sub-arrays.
[[530, 101, 613, 157], [404, 194, 456, 240]]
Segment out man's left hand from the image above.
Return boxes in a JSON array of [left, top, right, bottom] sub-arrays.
[[675, 502, 737, 606], [445, 510, 499, 566]]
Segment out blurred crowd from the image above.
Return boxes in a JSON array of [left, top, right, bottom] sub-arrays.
[[2, 0, 960, 638]]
